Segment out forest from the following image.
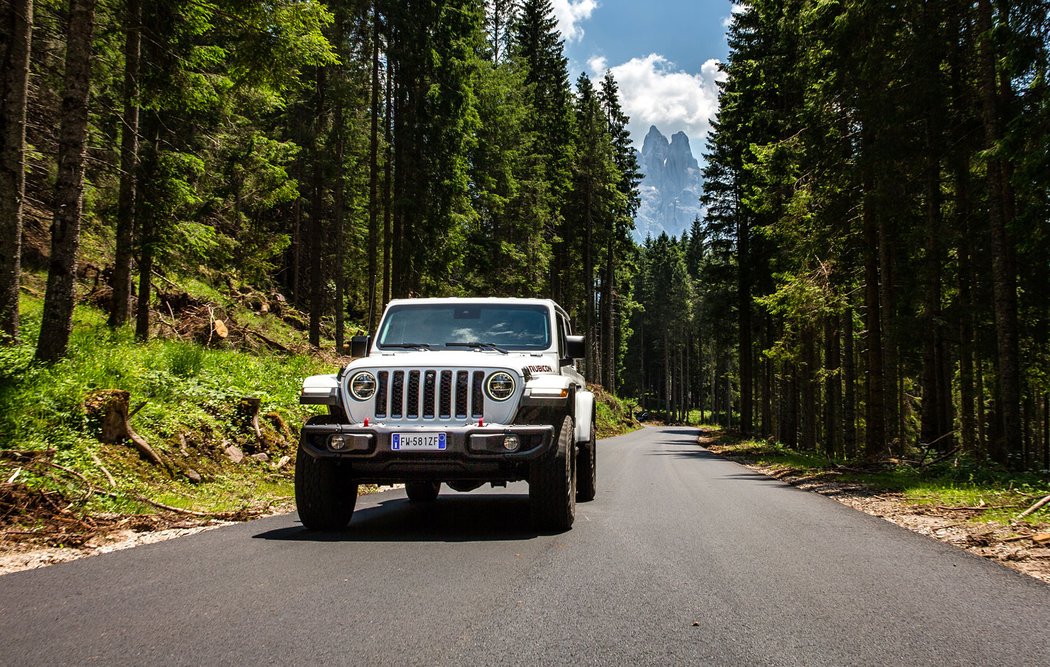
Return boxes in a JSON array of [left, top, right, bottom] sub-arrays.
[[1, 0, 1049, 474], [1, 1, 640, 386]]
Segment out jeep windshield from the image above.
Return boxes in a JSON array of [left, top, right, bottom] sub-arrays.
[[376, 303, 551, 352]]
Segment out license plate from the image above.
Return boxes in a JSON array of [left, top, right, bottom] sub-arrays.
[[391, 432, 447, 451]]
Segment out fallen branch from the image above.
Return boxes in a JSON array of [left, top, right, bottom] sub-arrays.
[[45, 461, 96, 503], [130, 493, 213, 517], [1016, 494, 1050, 520], [241, 326, 290, 353], [90, 452, 117, 488], [0, 449, 56, 461], [237, 397, 264, 444]]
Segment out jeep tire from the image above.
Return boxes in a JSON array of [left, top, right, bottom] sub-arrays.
[[576, 421, 596, 502], [295, 416, 358, 530], [529, 415, 576, 531], [406, 481, 441, 502]]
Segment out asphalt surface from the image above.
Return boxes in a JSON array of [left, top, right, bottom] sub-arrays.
[[1, 426, 1047, 666]]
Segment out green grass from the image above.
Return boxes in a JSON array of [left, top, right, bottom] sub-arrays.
[[709, 433, 1050, 526]]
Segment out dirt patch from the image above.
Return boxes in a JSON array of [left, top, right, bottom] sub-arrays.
[[0, 515, 239, 575], [703, 435, 1050, 586]]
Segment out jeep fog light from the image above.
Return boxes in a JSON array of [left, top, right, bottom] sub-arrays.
[[329, 434, 350, 451], [502, 435, 521, 452]]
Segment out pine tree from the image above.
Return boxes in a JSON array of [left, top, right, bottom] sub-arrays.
[[0, 0, 33, 342], [36, 0, 97, 363]]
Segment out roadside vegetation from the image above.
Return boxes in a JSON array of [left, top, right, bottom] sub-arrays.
[[706, 431, 1050, 529], [1, 282, 333, 546]]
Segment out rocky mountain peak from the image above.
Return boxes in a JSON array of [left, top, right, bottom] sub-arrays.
[[634, 126, 703, 241]]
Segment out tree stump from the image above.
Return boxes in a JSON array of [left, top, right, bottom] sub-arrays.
[[84, 389, 165, 467]]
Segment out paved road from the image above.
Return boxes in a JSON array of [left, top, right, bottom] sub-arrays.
[[1, 426, 1047, 665]]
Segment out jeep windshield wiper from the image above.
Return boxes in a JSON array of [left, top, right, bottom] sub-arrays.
[[382, 343, 432, 351], [445, 341, 509, 354]]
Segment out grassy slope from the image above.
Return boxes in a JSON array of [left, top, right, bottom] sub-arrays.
[[2, 291, 334, 519]]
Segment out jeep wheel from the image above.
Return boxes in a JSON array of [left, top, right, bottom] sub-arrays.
[[529, 415, 576, 531], [406, 481, 441, 502], [295, 417, 358, 530], [576, 421, 596, 502]]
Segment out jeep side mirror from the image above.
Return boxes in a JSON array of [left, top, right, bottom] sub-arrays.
[[565, 335, 585, 363], [350, 335, 370, 358]]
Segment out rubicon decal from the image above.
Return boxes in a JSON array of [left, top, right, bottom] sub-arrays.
[[526, 365, 554, 374]]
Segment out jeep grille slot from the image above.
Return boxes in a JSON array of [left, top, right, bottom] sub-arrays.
[[375, 371, 388, 417], [422, 371, 436, 418], [407, 371, 421, 418], [472, 371, 484, 418], [390, 371, 405, 418], [455, 371, 469, 418], [439, 371, 452, 418]]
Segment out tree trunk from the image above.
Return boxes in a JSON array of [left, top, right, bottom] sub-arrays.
[[843, 307, 857, 458], [332, 100, 346, 353], [583, 179, 594, 381], [109, 0, 140, 328], [36, 0, 97, 363], [800, 323, 817, 451], [366, 0, 381, 333], [824, 314, 842, 457], [308, 68, 326, 348], [737, 215, 753, 434], [878, 213, 899, 454], [601, 234, 615, 390], [0, 0, 33, 342], [133, 114, 158, 341], [861, 126, 886, 459], [382, 55, 393, 307], [976, 0, 1022, 465]]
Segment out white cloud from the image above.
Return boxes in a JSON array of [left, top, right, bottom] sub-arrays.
[[597, 54, 726, 152], [722, 3, 748, 28], [552, 0, 598, 43], [587, 55, 608, 76]]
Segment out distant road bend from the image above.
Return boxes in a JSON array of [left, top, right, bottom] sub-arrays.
[[1, 426, 1047, 665]]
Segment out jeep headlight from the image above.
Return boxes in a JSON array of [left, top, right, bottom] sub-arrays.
[[348, 372, 377, 401], [485, 372, 516, 401]]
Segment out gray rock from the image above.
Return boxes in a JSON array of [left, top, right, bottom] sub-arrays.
[[224, 445, 244, 464]]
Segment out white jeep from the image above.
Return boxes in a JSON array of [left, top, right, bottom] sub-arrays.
[[296, 297, 596, 531]]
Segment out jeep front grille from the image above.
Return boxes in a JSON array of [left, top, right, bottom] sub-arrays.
[[373, 368, 485, 421]]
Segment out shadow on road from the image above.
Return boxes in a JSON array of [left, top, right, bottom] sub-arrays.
[[653, 428, 705, 437], [253, 494, 549, 543]]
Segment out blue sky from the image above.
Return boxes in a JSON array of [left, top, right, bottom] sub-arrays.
[[552, 0, 740, 154]]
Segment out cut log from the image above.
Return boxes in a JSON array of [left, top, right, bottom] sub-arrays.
[[1016, 494, 1050, 520], [84, 389, 165, 467]]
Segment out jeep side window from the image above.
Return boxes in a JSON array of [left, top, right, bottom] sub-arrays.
[[557, 314, 569, 362]]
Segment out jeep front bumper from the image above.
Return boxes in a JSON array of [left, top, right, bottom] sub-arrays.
[[298, 423, 556, 484]]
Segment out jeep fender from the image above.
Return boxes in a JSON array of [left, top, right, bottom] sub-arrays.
[[300, 374, 339, 406], [574, 389, 595, 444], [523, 376, 592, 442]]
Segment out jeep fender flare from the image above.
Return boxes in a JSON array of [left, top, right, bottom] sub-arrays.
[[574, 388, 594, 444]]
